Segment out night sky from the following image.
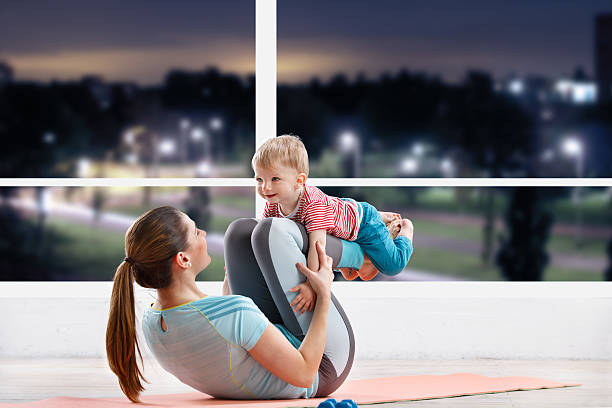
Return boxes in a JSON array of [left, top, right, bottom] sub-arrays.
[[279, 0, 611, 83], [1, 1, 610, 84], [0, 0, 254, 84]]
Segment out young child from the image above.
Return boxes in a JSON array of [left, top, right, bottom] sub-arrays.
[[252, 135, 414, 313]]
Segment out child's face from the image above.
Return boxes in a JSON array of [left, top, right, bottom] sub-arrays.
[[254, 165, 305, 205]]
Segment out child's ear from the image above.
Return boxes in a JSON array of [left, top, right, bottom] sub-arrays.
[[296, 172, 307, 186]]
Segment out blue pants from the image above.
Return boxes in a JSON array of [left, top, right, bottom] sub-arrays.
[[353, 201, 413, 276]]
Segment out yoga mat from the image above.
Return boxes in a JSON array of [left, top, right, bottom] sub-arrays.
[[1, 374, 579, 407]]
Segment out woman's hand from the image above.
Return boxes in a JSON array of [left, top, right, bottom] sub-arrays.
[[295, 241, 333, 299]]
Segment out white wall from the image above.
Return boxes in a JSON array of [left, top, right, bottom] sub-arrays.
[[2, 282, 611, 359]]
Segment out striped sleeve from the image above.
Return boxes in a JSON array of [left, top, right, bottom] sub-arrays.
[[302, 201, 337, 233]]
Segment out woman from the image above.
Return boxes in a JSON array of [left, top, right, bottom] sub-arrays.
[[106, 206, 363, 403]]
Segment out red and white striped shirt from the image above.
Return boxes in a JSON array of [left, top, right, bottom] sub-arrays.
[[263, 185, 360, 241]]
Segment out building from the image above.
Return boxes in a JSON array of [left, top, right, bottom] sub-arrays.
[[595, 14, 612, 103]]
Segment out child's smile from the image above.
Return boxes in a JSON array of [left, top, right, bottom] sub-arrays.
[[254, 165, 304, 212]]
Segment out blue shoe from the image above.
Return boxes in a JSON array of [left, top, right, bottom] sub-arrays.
[[318, 398, 337, 408]]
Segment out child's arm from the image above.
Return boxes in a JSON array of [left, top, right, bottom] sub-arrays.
[[222, 267, 230, 296], [289, 229, 326, 314], [307, 229, 327, 271]]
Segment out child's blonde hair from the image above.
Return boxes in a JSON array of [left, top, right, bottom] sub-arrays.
[[252, 135, 309, 176]]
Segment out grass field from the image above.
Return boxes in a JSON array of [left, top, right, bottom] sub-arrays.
[[43, 218, 227, 281]]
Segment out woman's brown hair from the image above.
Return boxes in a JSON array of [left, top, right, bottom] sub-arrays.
[[105, 206, 189, 402]]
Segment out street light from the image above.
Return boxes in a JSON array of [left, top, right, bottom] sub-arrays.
[[78, 158, 90, 177], [42, 132, 56, 144], [196, 160, 211, 177], [338, 130, 360, 177], [124, 131, 135, 145], [159, 139, 176, 156], [191, 127, 205, 142], [179, 118, 191, 131], [125, 153, 138, 165], [210, 117, 223, 131], [508, 79, 524, 95], [412, 143, 425, 157], [561, 135, 584, 246], [401, 157, 419, 174], [540, 149, 554, 163], [178, 118, 191, 163], [440, 158, 454, 177]]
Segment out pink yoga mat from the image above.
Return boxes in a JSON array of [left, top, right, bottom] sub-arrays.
[[1, 374, 579, 407]]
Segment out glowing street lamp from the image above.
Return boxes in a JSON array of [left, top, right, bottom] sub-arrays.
[[159, 139, 176, 156], [338, 130, 360, 177], [125, 153, 138, 165], [179, 118, 191, 131], [210, 117, 223, 131], [196, 160, 211, 177], [340, 131, 357, 150], [191, 127, 206, 141], [508, 79, 524, 95], [42, 131, 56, 144], [124, 131, 135, 145], [540, 149, 554, 163], [412, 143, 425, 157], [562, 137, 583, 159], [78, 158, 90, 177], [561, 135, 584, 246], [401, 157, 419, 174], [440, 158, 454, 177]]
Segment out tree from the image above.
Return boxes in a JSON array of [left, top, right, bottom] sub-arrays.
[[184, 188, 211, 232], [496, 188, 552, 280], [439, 71, 537, 264]]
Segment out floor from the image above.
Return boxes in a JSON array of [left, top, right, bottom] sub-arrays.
[[0, 359, 610, 407]]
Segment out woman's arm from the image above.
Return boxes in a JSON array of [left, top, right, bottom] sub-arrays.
[[248, 241, 333, 388]]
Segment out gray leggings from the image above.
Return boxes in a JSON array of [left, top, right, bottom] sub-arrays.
[[223, 217, 355, 397]]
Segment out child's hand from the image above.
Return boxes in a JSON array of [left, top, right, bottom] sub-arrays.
[[289, 281, 317, 314]]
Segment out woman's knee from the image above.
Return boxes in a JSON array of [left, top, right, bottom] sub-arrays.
[[252, 218, 307, 253], [224, 218, 258, 245]]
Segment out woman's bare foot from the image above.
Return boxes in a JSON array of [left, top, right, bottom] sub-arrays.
[[398, 219, 414, 242], [357, 254, 379, 281], [379, 211, 401, 224]]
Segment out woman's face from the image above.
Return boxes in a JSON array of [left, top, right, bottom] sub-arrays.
[[182, 213, 212, 273]]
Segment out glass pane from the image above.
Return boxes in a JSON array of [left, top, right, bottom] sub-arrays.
[[0, 186, 254, 280], [0, 1, 254, 177], [3, 185, 609, 281], [278, 2, 612, 177], [320, 186, 611, 281]]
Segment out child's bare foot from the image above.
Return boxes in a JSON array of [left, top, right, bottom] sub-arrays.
[[398, 219, 414, 242], [386, 219, 402, 239], [379, 211, 401, 224], [357, 254, 379, 281]]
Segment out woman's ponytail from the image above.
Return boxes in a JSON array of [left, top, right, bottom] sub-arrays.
[[106, 261, 147, 403], [106, 206, 189, 402]]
